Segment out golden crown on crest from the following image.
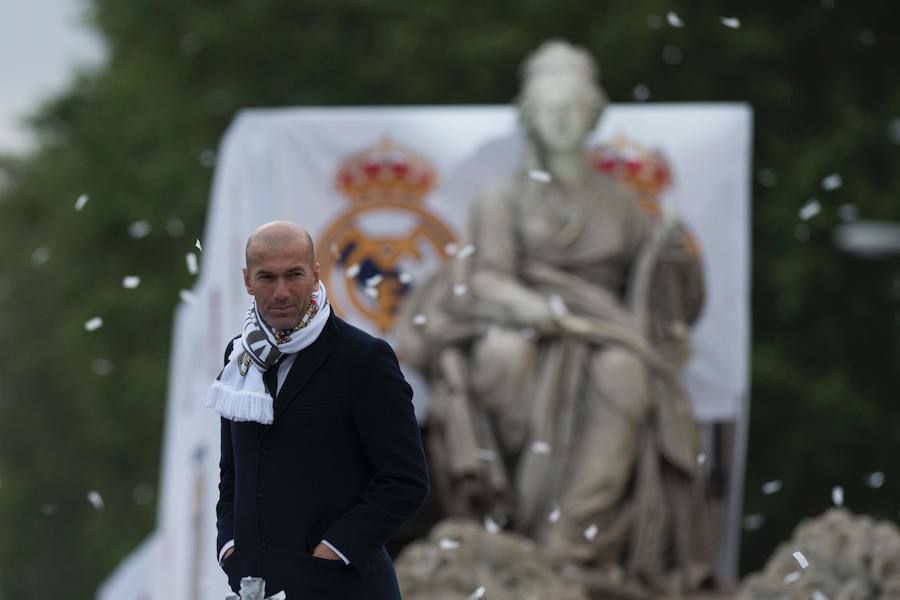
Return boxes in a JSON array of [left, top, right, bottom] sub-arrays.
[[589, 136, 673, 203], [335, 136, 437, 204]]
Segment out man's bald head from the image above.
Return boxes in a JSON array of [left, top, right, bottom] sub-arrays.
[[245, 221, 315, 270]]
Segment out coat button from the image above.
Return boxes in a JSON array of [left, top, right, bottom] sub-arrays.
[[259, 542, 267, 552], [256, 492, 264, 504]]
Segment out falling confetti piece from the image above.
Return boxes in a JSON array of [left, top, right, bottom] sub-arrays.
[[799, 199, 821, 221], [198, 149, 216, 168], [438, 538, 460, 550], [132, 484, 154, 506], [528, 169, 552, 183], [720, 16, 741, 28], [548, 294, 568, 317], [412, 314, 427, 326], [832, 486, 844, 506], [467, 587, 486, 600], [444, 242, 459, 256], [330, 243, 340, 257], [667, 11, 684, 27], [813, 591, 831, 600], [87, 490, 105, 510], [783, 571, 801, 585], [166, 218, 185, 237], [453, 283, 468, 297], [365, 274, 383, 288], [757, 168, 778, 188], [91, 358, 114, 376], [661, 45, 682, 66], [822, 173, 843, 191], [697, 452, 707, 466], [743, 514, 765, 531], [584, 524, 598, 541], [186, 252, 198, 275], [31, 247, 51, 266], [179, 289, 196, 304], [633, 84, 650, 102], [837, 204, 859, 222], [345, 263, 361, 278], [484, 515, 500, 534], [864, 471, 885, 488], [762, 480, 782, 495], [792, 551, 809, 569], [84, 316, 104, 332], [457, 244, 476, 259], [476, 448, 497, 461], [364, 286, 379, 299], [128, 220, 151, 239], [795, 224, 811, 242], [398, 271, 413, 284], [195, 239, 202, 251], [531, 440, 552, 454], [122, 275, 141, 289], [75, 193, 89, 211], [548, 503, 561, 523]]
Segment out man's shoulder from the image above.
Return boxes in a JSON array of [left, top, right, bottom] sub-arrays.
[[331, 314, 380, 350]]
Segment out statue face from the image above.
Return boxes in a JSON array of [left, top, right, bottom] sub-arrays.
[[526, 77, 596, 154]]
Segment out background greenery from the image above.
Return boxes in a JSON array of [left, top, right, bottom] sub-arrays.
[[0, 0, 898, 597]]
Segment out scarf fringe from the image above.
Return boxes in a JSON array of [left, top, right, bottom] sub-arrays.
[[206, 381, 274, 424]]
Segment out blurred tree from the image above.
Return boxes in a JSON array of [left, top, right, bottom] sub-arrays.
[[0, 0, 898, 597]]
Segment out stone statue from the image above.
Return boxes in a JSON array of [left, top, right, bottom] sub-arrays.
[[394, 40, 713, 597]]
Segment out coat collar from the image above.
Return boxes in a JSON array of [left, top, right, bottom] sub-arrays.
[[272, 312, 338, 422]]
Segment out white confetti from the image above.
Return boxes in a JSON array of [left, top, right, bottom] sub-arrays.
[[457, 244, 476, 259], [792, 550, 809, 569], [91, 358, 114, 376], [865, 471, 885, 489], [697, 452, 707, 466], [467, 586, 486, 600], [128, 220, 151, 239], [364, 286, 379, 299], [453, 283, 468, 297], [444, 242, 459, 256], [548, 294, 568, 317], [584, 524, 598, 541], [742, 514, 765, 531], [476, 448, 497, 461], [548, 503, 561, 523], [365, 274, 383, 288], [186, 252, 198, 275], [813, 591, 831, 600], [122, 275, 141, 289], [132, 484, 154, 506], [720, 16, 741, 28], [528, 169, 552, 183], [179, 289, 196, 304], [757, 168, 778, 188], [632, 84, 650, 102], [195, 238, 202, 251], [531, 440, 552, 455], [799, 199, 822, 221], [75, 193, 89, 211], [822, 173, 843, 191], [412, 314, 427, 326], [832, 486, 844, 507], [330, 243, 340, 257], [345, 263, 361, 278], [398, 271, 413, 284], [438, 538, 460, 550], [84, 316, 104, 332], [31, 247, 51, 266], [783, 571, 801, 585], [762, 479, 782, 495], [795, 224, 811, 242], [661, 45, 682, 66], [87, 490, 105, 510], [837, 204, 859, 222], [667, 11, 684, 27], [166, 218, 185, 237], [198, 149, 216, 168], [484, 515, 501, 534]]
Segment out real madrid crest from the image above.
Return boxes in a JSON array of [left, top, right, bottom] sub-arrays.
[[318, 137, 458, 333]]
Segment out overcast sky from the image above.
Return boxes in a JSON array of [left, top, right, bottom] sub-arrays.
[[0, 0, 104, 153]]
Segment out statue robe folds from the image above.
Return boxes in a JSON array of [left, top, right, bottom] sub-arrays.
[[394, 165, 715, 595]]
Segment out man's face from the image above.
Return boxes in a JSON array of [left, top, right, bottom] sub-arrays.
[[243, 240, 320, 330]]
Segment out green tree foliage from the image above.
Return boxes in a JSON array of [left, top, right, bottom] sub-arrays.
[[0, 1, 897, 597]]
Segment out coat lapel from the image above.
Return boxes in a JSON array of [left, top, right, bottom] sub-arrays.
[[272, 314, 337, 422]]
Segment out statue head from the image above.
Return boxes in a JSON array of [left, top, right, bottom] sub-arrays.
[[517, 40, 608, 154]]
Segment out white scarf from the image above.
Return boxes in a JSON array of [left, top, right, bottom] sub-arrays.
[[206, 282, 331, 424]]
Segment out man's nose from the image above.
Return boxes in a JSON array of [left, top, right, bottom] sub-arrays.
[[273, 278, 289, 298]]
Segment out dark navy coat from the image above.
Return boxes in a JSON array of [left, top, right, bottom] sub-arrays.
[[216, 313, 429, 599]]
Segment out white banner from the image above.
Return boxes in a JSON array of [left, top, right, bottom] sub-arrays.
[[100, 104, 752, 600]]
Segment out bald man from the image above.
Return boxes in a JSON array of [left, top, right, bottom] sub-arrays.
[[209, 221, 429, 599]]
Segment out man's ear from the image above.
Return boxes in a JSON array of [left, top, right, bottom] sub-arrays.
[[242, 267, 252, 294], [313, 262, 321, 284]]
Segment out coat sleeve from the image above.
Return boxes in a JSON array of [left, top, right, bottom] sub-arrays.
[[321, 338, 430, 573], [214, 339, 238, 559]]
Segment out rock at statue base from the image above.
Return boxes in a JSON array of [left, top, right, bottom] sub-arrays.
[[738, 508, 900, 600], [394, 518, 590, 600]]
